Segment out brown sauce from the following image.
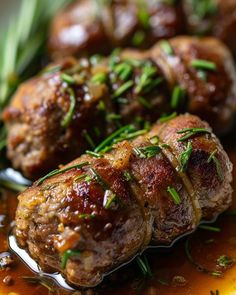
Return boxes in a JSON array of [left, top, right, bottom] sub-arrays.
[[0, 149, 236, 295]]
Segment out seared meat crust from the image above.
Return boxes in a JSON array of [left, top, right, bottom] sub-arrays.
[[48, 0, 236, 59], [3, 37, 236, 178], [15, 114, 233, 288]]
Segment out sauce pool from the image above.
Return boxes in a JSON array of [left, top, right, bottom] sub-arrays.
[[0, 149, 235, 295]]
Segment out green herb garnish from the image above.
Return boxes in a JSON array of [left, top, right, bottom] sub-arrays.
[[123, 171, 132, 181], [86, 150, 103, 158], [177, 127, 211, 142], [149, 136, 159, 145], [191, 59, 217, 71], [160, 40, 173, 55], [83, 131, 96, 149], [207, 149, 224, 182], [114, 62, 133, 81], [217, 255, 235, 268], [159, 112, 177, 123], [132, 31, 145, 46], [199, 225, 221, 232], [61, 249, 81, 269], [179, 141, 193, 172], [133, 145, 161, 159], [138, 96, 152, 109], [104, 190, 118, 210], [36, 162, 89, 186], [167, 186, 181, 205], [113, 80, 134, 98], [61, 88, 76, 128], [171, 86, 185, 109], [61, 73, 76, 85], [91, 72, 107, 84], [78, 213, 96, 219], [136, 255, 152, 277]]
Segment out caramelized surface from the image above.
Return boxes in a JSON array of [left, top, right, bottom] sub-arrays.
[[0, 148, 235, 294]]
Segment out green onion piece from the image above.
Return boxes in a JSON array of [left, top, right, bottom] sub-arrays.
[[91, 72, 107, 84], [171, 86, 185, 109], [159, 112, 177, 123], [135, 64, 158, 94], [179, 142, 193, 172], [61, 88, 76, 128], [177, 127, 211, 142], [167, 186, 181, 205], [191, 59, 217, 71], [61, 73, 76, 85], [207, 149, 224, 182], [61, 250, 80, 269], [199, 225, 221, 232], [114, 62, 133, 81], [160, 40, 173, 55], [133, 145, 161, 159], [36, 162, 89, 186], [138, 96, 152, 109]]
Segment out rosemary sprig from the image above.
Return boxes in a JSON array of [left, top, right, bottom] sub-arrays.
[[199, 225, 221, 232], [177, 127, 211, 142], [133, 145, 161, 159], [36, 162, 89, 186], [136, 255, 152, 277], [61, 88, 76, 128]]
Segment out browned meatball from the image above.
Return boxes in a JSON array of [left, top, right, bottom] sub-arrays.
[[183, 0, 236, 58], [15, 114, 233, 288], [3, 37, 236, 179], [151, 36, 236, 134], [48, 0, 185, 59]]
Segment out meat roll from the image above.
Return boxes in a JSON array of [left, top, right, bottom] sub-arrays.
[[15, 114, 233, 288]]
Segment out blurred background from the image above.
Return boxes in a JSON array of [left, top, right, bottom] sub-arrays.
[[0, 0, 20, 32]]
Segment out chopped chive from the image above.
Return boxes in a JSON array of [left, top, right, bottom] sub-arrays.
[[86, 150, 103, 158], [132, 30, 145, 46], [136, 255, 152, 277], [160, 40, 173, 55], [61, 250, 80, 269], [217, 255, 235, 268], [120, 129, 147, 140], [135, 64, 158, 94], [167, 186, 181, 205], [114, 62, 133, 81], [171, 86, 185, 109], [177, 127, 211, 142], [113, 80, 134, 98], [83, 131, 96, 149], [91, 72, 107, 84], [133, 145, 161, 159], [138, 96, 152, 109], [74, 174, 87, 182], [191, 59, 217, 71], [89, 168, 108, 190], [36, 162, 89, 186], [106, 113, 122, 121], [61, 88, 76, 128], [123, 171, 132, 181], [104, 189, 118, 210], [94, 125, 135, 153], [150, 136, 159, 145], [159, 112, 177, 123], [199, 225, 221, 232], [179, 141, 193, 172], [78, 213, 96, 219], [207, 149, 224, 182], [61, 73, 76, 85]]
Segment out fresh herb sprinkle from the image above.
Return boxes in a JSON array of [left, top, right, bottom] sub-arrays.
[[61, 250, 80, 269], [167, 186, 181, 205], [160, 40, 173, 55], [191, 59, 217, 71], [171, 86, 185, 109], [133, 145, 161, 159], [179, 141, 193, 172], [207, 149, 224, 182], [177, 127, 211, 142], [61, 88, 76, 128]]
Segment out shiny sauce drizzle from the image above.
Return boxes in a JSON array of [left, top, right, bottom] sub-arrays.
[[0, 149, 235, 295]]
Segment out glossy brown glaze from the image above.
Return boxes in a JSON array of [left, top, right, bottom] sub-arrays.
[[3, 37, 236, 179], [0, 146, 235, 294], [14, 114, 233, 288]]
